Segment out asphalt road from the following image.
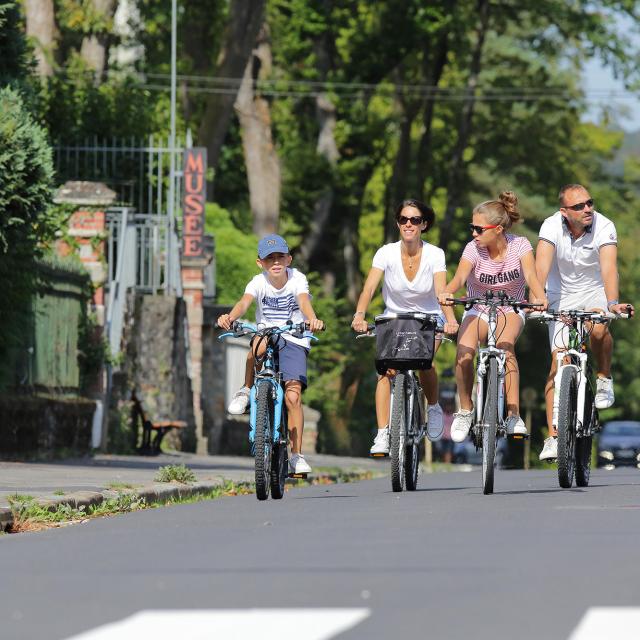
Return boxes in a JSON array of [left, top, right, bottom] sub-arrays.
[[2, 467, 640, 640]]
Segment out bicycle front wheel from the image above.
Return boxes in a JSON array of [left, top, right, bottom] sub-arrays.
[[390, 373, 407, 492], [575, 382, 595, 487], [557, 367, 577, 488], [482, 358, 498, 495], [405, 377, 422, 491], [254, 383, 273, 500]]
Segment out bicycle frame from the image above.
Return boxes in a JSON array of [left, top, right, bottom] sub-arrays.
[[551, 319, 593, 438], [388, 370, 424, 444]]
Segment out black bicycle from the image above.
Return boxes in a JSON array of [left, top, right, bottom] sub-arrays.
[[357, 312, 442, 492]]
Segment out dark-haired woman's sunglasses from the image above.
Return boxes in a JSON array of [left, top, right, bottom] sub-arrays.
[[564, 199, 594, 211], [398, 215, 424, 226], [469, 223, 499, 235]]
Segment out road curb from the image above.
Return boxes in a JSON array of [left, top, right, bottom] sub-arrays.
[[0, 469, 376, 533]]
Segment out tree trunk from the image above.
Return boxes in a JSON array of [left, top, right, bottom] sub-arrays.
[[415, 31, 449, 200], [23, 0, 57, 77], [198, 0, 266, 199], [234, 26, 281, 237], [440, 0, 490, 253], [79, 0, 117, 76]]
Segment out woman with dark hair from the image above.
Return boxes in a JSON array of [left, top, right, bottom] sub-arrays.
[[352, 199, 459, 455]]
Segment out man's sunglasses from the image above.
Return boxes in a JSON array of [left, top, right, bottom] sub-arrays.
[[469, 223, 499, 235], [398, 215, 424, 226], [564, 199, 594, 211]]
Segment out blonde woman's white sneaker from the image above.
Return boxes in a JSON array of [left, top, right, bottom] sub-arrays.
[[370, 428, 390, 456], [451, 410, 474, 443], [595, 376, 614, 409]]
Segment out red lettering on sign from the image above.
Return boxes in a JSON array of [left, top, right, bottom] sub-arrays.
[[185, 172, 204, 193], [184, 153, 204, 174], [183, 236, 203, 256], [184, 215, 203, 233], [185, 193, 204, 216]]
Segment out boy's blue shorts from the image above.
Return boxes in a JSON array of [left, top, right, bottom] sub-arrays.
[[277, 340, 309, 389]]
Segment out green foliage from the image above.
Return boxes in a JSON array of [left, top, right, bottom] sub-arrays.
[[154, 463, 197, 484], [0, 87, 57, 388], [205, 203, 259, 306], [0, 1, 34, 86]]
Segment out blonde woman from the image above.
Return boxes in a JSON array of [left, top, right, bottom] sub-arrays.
[[439, 191, 547, 442]]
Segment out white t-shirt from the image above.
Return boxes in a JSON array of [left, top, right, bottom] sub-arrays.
[[244, 268, 310, 347], [372, 241, 446, 316], [538, 211, 617, 295]]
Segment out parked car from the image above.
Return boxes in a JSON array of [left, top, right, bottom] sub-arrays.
[[597, 420, 640, 468]]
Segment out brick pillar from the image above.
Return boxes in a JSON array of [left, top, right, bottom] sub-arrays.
[[182, 261, 208, 454]]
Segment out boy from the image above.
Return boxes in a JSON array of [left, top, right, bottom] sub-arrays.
[[217, 234, 324, 475]]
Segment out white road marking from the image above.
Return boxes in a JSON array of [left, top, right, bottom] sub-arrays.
[[66, 608, 371, 640], [569, 607, 640, 640]]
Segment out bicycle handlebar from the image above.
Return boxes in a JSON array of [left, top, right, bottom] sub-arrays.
[[529, 308, 632, 323], [446, 292, 539, 311], [217, 320, 323, 342]]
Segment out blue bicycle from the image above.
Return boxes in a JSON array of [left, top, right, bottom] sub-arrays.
[[218, 321, 319, 500]]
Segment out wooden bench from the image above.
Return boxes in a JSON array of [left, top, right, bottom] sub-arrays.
[[131, 395, 187, 455]]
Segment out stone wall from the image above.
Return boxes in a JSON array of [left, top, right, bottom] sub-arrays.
[[0, 394, 96, 458]]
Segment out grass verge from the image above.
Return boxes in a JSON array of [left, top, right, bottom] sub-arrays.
[[6, 469, 379, 534]]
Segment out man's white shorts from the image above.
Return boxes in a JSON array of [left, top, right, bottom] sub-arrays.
[[546, 287, 607, 351]]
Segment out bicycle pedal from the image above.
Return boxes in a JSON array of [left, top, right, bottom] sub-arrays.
[[370, 453, 389, 458], [288, 472, 308, 479], [510, 433, 530, 440]]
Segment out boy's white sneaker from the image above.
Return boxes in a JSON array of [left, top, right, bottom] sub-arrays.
[[289, 454, 311, 474], [370, 428, 390, 455], [228, 386, 250, 414], [595, 376, 614, 409], [426, 403, 444, 442], [539, 436, 558, 461], [451, 409, 474, 443]]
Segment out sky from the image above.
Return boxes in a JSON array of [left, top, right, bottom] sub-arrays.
[[583, 56, 640, 132]]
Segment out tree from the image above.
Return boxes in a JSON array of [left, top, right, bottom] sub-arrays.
[[22, 0, 57, 77]]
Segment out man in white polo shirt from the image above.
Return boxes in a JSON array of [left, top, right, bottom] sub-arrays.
[[535, 183, 634, 461]]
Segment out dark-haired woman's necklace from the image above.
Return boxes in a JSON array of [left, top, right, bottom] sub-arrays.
[[402, 246, 422, 270]]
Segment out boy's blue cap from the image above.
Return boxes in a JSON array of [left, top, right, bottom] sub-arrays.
[[258, 234, 289, 259]]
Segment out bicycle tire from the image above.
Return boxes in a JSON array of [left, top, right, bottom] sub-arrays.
[[557, 367, 577, 488], [575, 383, 595, 487], [254, 383, 273, 500], [405, 377, 421, 491], [482, 358, 498, 495], [390, 373, 406, 492]]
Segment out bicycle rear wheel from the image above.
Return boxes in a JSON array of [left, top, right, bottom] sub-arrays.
[[405, 377, 421, 491], [575, 382, 595, 487], [557, 367, 577, 488], [390, 373, 407, 492], [482, 358, 498, 495], [254, 383, 273, 500]]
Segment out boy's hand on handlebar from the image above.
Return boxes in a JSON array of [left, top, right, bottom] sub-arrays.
[[307, 318, 325, 332], [438, 293, 454, 306], [217, 313, 233, 330]]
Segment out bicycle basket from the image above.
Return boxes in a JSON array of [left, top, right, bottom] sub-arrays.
[[374, 314, 436, 374]]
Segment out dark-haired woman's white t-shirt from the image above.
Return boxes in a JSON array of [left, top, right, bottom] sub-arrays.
[[372, 241, 446, 316]]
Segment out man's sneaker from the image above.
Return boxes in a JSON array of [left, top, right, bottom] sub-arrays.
[[228, 386, 250, 415], [505, 415, 527, 436], [539, 436, 558, 461], [289, 453, 311, 474], [370, 428, 390, 456], [595, 376, 615, 409], [426, 403, 444, 442], [451, 409, 474, 443]]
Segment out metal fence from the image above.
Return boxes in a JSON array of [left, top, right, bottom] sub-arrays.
[[54, 136, 184, 215]]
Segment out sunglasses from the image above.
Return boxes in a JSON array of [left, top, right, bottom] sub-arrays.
[[469, 224, 499, 235], [564, 199, 594, 211], [398, 215, 424, 226]]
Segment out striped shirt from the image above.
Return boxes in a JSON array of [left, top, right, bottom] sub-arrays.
[[461, 234, 532, 310], [245, 268, 310, 348]]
